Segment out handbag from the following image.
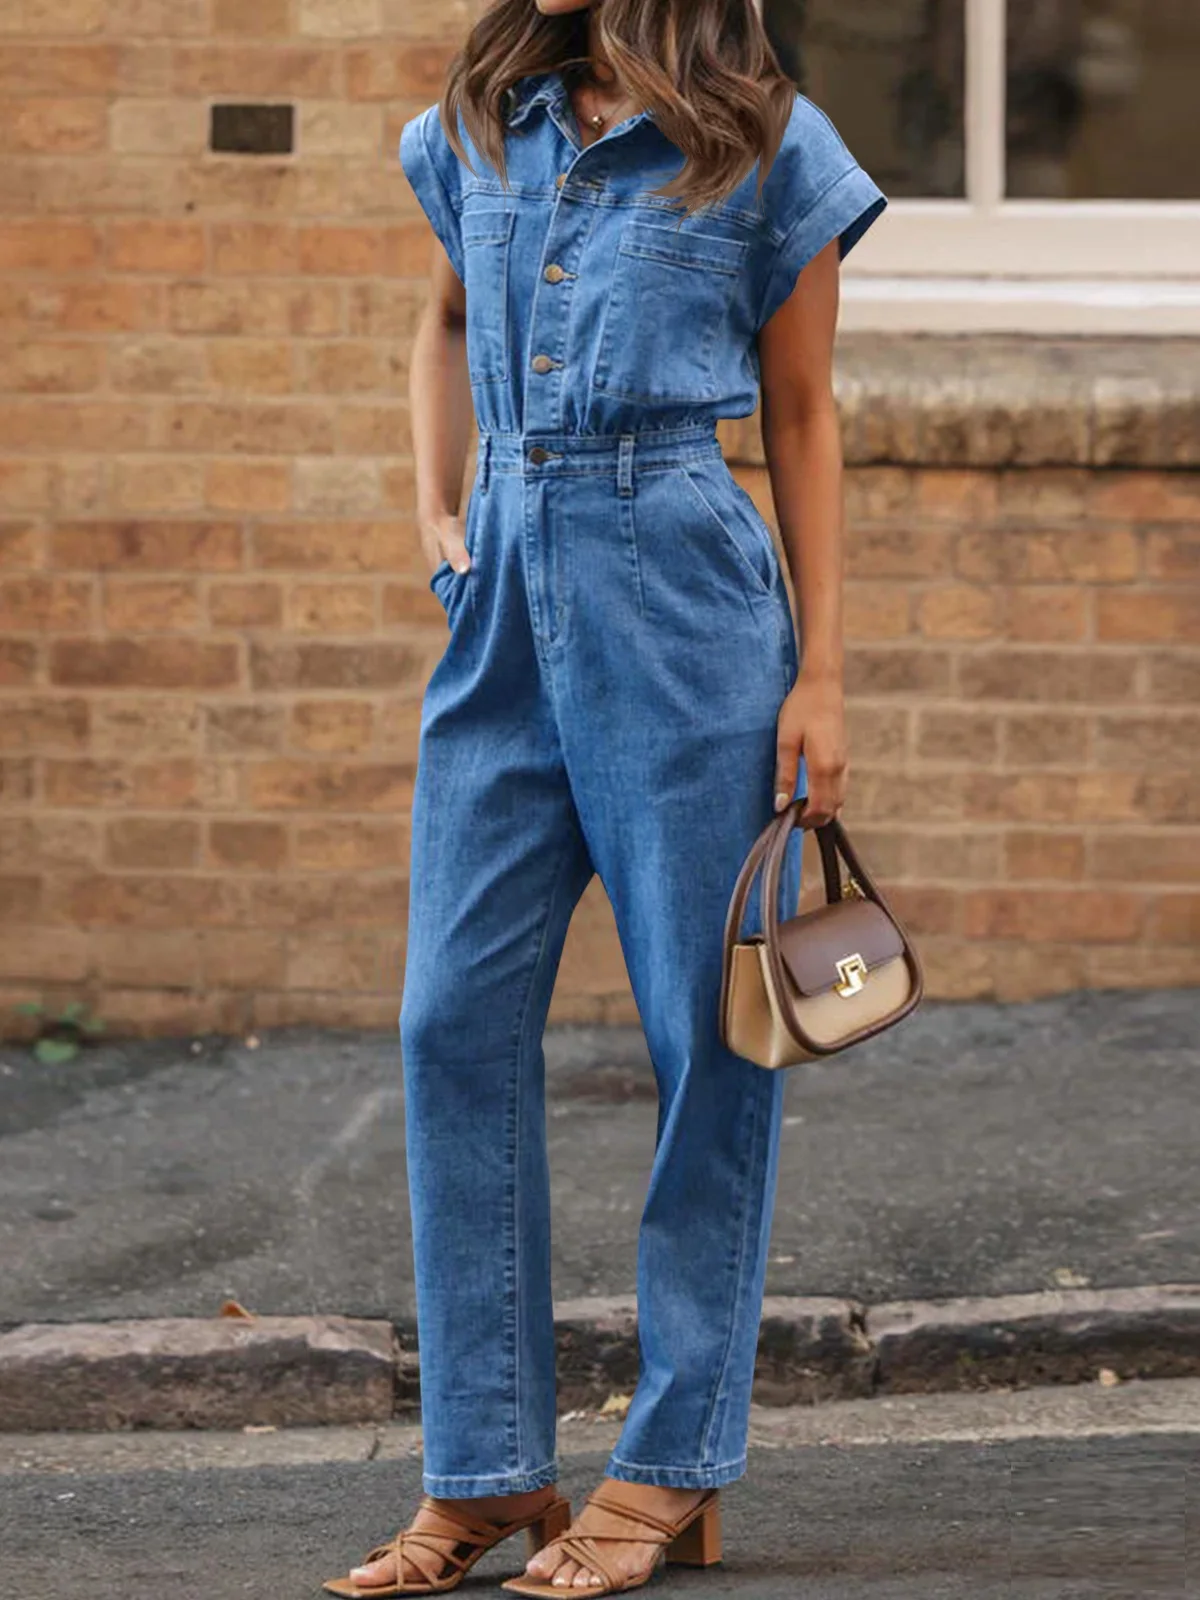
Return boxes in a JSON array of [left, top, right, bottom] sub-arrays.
[[719, 800, 923, 1068]]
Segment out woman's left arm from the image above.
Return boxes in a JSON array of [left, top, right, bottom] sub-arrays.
[[756, 237, 847, 827]]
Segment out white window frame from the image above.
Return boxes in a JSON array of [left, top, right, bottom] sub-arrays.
[[840, 0, 1200, 332]]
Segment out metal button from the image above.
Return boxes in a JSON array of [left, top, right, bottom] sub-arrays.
[[555, 173, 567, 189], [544, 263, 566, 284], [531, 353, 554, 374], [528, 446, 550, 464]]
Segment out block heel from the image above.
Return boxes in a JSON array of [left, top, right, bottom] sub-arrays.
[[525, 1496, 573, 1560], [665, 1496, 722, 1566]]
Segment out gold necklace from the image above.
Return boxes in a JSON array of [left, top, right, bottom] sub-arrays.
[[576, 71, 637, 132]]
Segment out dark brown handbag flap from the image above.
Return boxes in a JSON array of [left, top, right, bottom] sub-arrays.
[[775, 899, 905, 998]]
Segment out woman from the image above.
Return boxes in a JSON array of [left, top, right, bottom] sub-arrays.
[[323, 0, 884, 1594]]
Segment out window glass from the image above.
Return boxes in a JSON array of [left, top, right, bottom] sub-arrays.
[[1007, 0, 1200, 198], [763, 0, 967, 198]]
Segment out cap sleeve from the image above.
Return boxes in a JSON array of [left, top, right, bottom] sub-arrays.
[[755, 93, 887, 331], [399, 103, 465, 284]]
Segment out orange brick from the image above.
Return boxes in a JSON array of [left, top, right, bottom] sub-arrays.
[[256, 521, 416, 572], [58, 872, 245, 928], [0, 219, 98, 270], [0, 460, 54, 511], [110, 332, 209, 392], [2, 98, 107, 154], [171, 45, 338, 97], [915, 586, 999, 639], [0, 696, 89, 751], [298, 226, 385, 276], [250, 640, 422, 691], [1096, 591, 1200, 643], [0, 639, 37, 684], [964, 888, 1144, 943], [844, 646, 952, 697], [1004, 588, 1089, 642], [90, 697, 200, 757], [112, 458, 205, 513], [1004, 831, 1085, 881], [106, 817, 199, 869], [286, 931, 381, 992], [995, 468, 1090, 521], [1002, 712, 1089, 768], [93, 929, 199, 988], [168, 281, 343, 338], [0, 523, 40, 568], [0, 757, 34, 801], [206, 460, 291, 513], [286, 581, 377, 634], [845, 526, 952, 581], [906, 830, 1001, 882], [965, 773, 1143, 825], [212, 0, 291, 32], [164, 400, 334, 456], [50, 637, 240, 689], [959, 650, 1135, 703], [1149, 894, 1200, 943], [295, 458, 382, 514], [843, 583, 910, 640], [211, 223, 298, 276], [105, 0, 209, 34], [294, 818, 408, 870], [0, 575, 92, 629], [102, 577, 199, 631], [247, 873, 403, 928], [381, 580, 450, 628], [0, 926, 89, 983], [289, 699, 375, 753], [52, 520, 243, 570], [1089, 472, 1200, 522], [1145, 653, 1200, 705], [204, 702, 285, 756], [207, 819, 289, 871], [0, 44, 117, 97], [915, 709, 999, 765], [208, 580, 283, 628], [107, 219, 206, 274], [302, 341, 389, 395], [1091, 832, 1199, 885], [956, 527, 1138, 585], [247, 760, 414, 810], [914, 470, 998, 522], [1085, 945, 1200, 991], [1095, 714, 1200, 770], [206, 340, 294, 394], [0, 875, 43, 922], [200, 928, 287, 989], [1144, 529, 1200, 581]]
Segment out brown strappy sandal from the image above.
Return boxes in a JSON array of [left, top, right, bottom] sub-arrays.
[[499, 1484, 722, 1597], [322, 1492, 573, 1597]]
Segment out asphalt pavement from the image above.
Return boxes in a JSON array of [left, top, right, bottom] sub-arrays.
[[1, 988, 1197, 1327]]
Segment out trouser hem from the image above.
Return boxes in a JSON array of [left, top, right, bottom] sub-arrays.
[[421, 1461, 559, 1497], [604, 1454, 747, 1489]]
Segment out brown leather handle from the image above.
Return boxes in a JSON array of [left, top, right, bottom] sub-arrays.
[[757, 802, 924, 1059]]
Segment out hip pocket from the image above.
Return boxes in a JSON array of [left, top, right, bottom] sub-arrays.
[[593, 219, 748, 405], [461, 205, 515, 384], [674, 460, 780, 600]]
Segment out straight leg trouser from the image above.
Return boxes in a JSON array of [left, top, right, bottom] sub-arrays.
[[399, 424, 804, 1495]]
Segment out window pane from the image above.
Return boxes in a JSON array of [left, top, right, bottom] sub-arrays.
[[763, 0, 966, 198], [1007, 0, 1200, 198]]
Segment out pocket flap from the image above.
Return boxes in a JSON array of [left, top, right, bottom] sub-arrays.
[[775, 899, 904, 998]]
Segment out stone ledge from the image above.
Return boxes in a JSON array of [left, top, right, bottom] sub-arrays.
[[4, 1288, 1199, 1431], [720, 336, 1200, 470]]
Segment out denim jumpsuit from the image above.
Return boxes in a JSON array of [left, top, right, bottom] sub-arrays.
[[398, 71, 885, 1497]]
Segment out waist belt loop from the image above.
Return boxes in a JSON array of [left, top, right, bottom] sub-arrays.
[[479, 431, 492, 495], [617, 434, 635, 498]]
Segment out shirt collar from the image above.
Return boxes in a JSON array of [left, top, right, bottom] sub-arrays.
[[504, 69, 656, 131]]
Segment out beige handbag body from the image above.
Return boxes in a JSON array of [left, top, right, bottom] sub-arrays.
[[719, 801, 923, 1068]]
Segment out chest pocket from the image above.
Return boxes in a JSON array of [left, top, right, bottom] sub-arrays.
[[593, 218, 749, 406], [462, 205, 515, 385]]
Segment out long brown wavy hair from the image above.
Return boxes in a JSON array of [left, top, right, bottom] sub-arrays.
[[437, 0, 797, 217]]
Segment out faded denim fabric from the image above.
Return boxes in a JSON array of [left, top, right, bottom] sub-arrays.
[[397, 72, 885, 1495]]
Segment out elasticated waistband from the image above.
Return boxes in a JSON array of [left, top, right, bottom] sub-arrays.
[[479, 423, 724, 480]]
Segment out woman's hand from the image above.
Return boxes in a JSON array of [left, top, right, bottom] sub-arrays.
[[774, 669, 848, 827], [420, 508, 472, 577]]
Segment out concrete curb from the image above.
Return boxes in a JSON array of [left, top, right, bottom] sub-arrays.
[[2, 1286, 1198, 1432]]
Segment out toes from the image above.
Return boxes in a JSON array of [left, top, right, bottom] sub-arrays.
[[349, 1556, 394, 1588], [551, 1558, 579, 1588]]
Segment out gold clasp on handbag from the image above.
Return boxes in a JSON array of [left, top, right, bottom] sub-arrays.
[[835, 953, 867, 998]]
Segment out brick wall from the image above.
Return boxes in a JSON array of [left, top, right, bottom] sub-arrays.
[[0, 8, 1196, 1036]]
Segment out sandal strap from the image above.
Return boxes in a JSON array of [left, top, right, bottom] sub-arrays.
[[552, 1534, 621, 1591], [582, 1486, 704, 1542]]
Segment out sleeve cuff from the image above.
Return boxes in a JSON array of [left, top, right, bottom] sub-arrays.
[[399, 108, 464, 284], [757, 164, 887, 330]]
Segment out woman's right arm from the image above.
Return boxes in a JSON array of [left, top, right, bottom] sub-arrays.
[[410, 240, 476, 575]]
